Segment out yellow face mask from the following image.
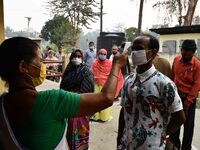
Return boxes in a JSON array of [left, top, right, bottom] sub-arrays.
[[28, 64, 47, 87]]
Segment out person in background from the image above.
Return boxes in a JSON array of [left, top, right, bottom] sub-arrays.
[[55, 46, 65, 61], [0, 37, 127, 149], [42, 45, 51, 59], [84, 41, 96, 69], [60, 48, 94, 150], [117, 34, 185, 150], [153, 54, 172, 79], [45, 50, 59, 81], [109, 44, 119, 61], [45, 50, 58, 69], [110, 44, 131, 78], [55, 46, 66, 73], [90, 49, 124, 122], [170, 40, 200, 150]]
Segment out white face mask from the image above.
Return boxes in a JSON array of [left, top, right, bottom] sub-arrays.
[[131, 50, 149, 66], [71, 58, 82, 66]]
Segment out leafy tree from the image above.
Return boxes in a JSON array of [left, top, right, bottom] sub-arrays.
[[153, 0, 199, 26], [47, 0, 99, 46], [40, 15, 74, 47], [125, 27, 138, 42]]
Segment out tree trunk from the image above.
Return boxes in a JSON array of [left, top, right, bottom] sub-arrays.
[[136, 0, 144, 36], [183, 0, 198, 26], [177, 0, 183, 26]]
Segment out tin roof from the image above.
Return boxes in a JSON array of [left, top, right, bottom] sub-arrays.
[[150, 25, 200, 35]]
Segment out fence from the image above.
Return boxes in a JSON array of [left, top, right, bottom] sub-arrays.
[[43, 56, 68, 82]]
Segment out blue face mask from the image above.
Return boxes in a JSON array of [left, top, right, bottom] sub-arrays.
[[99, 54, 106, 61]]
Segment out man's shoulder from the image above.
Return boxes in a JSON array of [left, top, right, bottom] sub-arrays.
[[124, 73, 135, 84], [174, 55, 181, 61], [155, 71, 174, 85]]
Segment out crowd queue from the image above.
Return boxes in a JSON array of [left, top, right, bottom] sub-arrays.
[[0, 34, 199, 150]]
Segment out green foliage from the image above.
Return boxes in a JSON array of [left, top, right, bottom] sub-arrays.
[[47, 0, 99, 46], [40, 15, 74, 47], [48, 0, 99, 29], [125, 27, 137, 42]]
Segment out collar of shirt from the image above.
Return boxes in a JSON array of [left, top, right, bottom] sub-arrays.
[[136, 65, 156, 83]]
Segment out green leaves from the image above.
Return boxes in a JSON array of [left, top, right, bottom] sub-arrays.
[[40, 15, 74, 47]]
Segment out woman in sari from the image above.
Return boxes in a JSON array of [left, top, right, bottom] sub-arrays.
[[60, 48, 94, 150], [90, 49, 124, 122]]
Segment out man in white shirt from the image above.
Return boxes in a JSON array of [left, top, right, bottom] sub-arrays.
[[109, 45, 119, 61], [117, 34, 185, 150]]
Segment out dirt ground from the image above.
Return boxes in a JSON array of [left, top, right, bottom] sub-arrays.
[[90, 102, 120, 150]]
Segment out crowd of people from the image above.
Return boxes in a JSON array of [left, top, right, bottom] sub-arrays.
[[0, 34, 199, 150]]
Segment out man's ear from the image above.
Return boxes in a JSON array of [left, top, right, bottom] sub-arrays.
[[18, 60, 29, 73]]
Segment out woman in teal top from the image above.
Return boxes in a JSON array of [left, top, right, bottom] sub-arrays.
[[0, 37, 127, 150]]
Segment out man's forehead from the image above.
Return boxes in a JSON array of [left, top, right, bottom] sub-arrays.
[[133, 36, 149, 45]]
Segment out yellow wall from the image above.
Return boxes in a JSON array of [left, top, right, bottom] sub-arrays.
[[159, 33, 200, 53], [0, 0, 6, 94], [0, 0, 4, 43]]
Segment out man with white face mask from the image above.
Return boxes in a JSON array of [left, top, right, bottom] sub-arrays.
[[117, 34, 185, 150], [84, 41, 97, 69]]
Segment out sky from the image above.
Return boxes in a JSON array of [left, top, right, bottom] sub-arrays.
[[3, 0, 200, 33]]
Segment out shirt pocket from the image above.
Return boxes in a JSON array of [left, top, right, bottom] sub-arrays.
[[183, 68, 193, 83]]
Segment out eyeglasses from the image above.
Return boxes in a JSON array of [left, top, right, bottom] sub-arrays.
[[74, 55, 82, 58], [99, 53, 106, 56]]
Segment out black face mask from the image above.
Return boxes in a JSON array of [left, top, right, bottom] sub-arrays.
[[112, 52, 117, 55], [182, 56, 193, 63]]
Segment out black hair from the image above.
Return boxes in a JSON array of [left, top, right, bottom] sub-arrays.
[[0, 37, 39, 82], [181, 39, 197, 52], [142, 34, 160, 52], [70, 48, 83, 62], [46, 46, 51, 51], [89, 41, 94, 46]]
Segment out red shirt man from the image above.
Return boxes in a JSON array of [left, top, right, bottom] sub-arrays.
[[171, 39, 200, 150]]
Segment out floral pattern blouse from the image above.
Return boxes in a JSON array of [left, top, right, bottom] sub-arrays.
[[118, 66, 183, 150]]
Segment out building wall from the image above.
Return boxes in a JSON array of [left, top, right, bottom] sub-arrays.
[[159, 33, 200, 53], [158, 33, 200, 65]]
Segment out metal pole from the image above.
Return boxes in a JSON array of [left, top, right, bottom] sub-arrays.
[[100, 0, 103, 33], [136, 0, 144, 36], [25, 17, 32, 32]]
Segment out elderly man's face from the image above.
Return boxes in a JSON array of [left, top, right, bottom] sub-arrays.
[[112, 46, 119, 55]]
